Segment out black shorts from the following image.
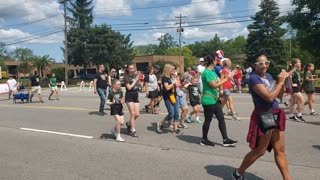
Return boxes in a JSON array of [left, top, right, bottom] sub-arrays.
[[190, 101, 200, 107], [292, 87, 301, 94], [305, 90, 315, 94], [148, 90, 159, 98], [110, 104, 124, 116], [125, 90, 139, 103]]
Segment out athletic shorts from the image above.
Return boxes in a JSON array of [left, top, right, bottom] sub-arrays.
[[190, 101, 200, 107], [176, 90, 187, 108], [148, 90, 158, 98], [51, 86, 58, 91], [30, 86, 42, 95], [125, 90, 139, 103], [292, 87, 301, 94], [305, 90, 315, 95], [110, 104, 124, 116]]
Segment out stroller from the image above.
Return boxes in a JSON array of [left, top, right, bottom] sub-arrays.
[[12, 83, 29, 103]]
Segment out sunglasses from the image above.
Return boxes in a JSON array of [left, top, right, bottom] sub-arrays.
[[255, 61, 270, 67]]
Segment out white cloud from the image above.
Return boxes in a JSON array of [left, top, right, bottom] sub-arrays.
[[94, 0, 132, 16], [183, 27, 219, 39], [232, 27, 249, 38], [0, 29, 31, 40], [0, 0, 63, 27]]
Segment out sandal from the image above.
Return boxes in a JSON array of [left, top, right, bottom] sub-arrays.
[[173, 129, 182, 134]]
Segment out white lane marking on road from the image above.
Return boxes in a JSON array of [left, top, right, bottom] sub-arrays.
[[20, 128, 94, 139]]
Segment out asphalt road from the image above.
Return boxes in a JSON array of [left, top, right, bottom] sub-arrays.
[[0, 87, 319, 180]]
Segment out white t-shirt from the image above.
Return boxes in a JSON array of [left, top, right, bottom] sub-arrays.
[[147, 74, 158, 91], [7, 79, 17, 91], [197, 64, 205, 83], [245, 67, 252, 79]]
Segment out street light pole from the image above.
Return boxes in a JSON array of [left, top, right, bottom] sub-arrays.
[[63, 0, 69, 85]]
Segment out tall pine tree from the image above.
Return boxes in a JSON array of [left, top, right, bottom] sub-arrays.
[[68, 0, 93, 29], [246, 0, 287, 75]]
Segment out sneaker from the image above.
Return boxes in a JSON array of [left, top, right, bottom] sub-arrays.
[[115, 136, 125, 142], [284, 101, 289, 107], [130, 131, 138, 137], [223, 138, 237, 147], [227, 111, 233, 116], [173, 129, 182, 134], [289, 116, 298, 121], [232, 170, 244, 180], [200, 139, 215, 146], [98, 111, 105, 116], [232, 116, 240, 121], [126, 122, 131, 134], [195, 119, 202, 124], [296, 116, 306, 122], [111, 129, 116, 138], [310, 112, 318, 116], [156, 122, 163, 133], [178, 123, 189, 129], [186, 116, 192, 123]]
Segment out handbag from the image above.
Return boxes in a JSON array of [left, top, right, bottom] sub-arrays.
[[257, 110, 278, 133], [168, 89, 176, 104]]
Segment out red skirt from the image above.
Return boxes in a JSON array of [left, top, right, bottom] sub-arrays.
[[246, 107, 286, 152]]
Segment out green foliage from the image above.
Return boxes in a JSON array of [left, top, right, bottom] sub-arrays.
[[155, 33, 177, 55], [17, 61, 32, 74], [153, 60, 178, 74], [67, 0, 93, 29], [164, 46, 197, 69], [287, 0, 320, 58], [11, 48, 34, 61], [50, 67, 67, 82], [0, 59, 7, 71], [31, 55, 52, 77], [224, 36, 246, 59], [187, 34, 226, 57], [0, 42, 8, 58], [133, 44, 158, 56], [246, 0, 287, 77]]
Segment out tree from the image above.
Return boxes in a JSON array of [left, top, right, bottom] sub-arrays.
[[88, 25, 134, 70], [287, 0, 320, 58], [224, 36, 246, 58], [164, 46, 197, 69], [133, 44, 158, 56], [11, 48, 34, 61], [153, 60, 178, 74], [67, 0, 93, 29], [31, 55, 52, 77], [245, 0, 287, 76], [155, 33, 177, 55], [187, 34, 226, 58], [0, 42, 8, 58]]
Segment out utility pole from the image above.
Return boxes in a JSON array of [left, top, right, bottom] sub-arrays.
[[175, 14, 186, 73], [63, 0, 69, 85]]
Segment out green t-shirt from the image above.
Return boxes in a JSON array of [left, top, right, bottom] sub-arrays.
[[107, 89, 124, 105], [292, 70, 301, 85], [49, 77, 57, 86], [201, 68, 219, 105], [304, 71, 315, 91]]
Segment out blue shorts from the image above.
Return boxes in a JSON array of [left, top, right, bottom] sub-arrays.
[[223, 89, 231, 97], [176, 90, 187, 107]]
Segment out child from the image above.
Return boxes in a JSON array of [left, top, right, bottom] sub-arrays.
[[186, 77, 202, 124], [303, 63, 318, 115], [49, 73, 59, 100], [106, 79, 125, 142]]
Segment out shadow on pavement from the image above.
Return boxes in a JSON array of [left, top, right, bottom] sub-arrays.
[[146, 122, 170, 134], [312, 145, 320, 150], [176, 135, 223, 146], [100, 133, 114, 139], [88, 111, 102, 116], [205, 165, 263, 180]]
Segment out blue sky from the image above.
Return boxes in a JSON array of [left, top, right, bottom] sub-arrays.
[[0, 0, 293, 62]]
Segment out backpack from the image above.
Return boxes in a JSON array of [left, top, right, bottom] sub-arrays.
[[284, 77, 293, 94]]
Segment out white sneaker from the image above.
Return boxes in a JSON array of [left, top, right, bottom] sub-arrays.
[[232, 116, 240, 121], [116, 136, 125, 142]]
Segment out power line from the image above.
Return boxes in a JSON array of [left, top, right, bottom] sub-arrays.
[[94, 0, 218, 11], [4, 14, 62, 28], [5, 30, 63, 45]]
